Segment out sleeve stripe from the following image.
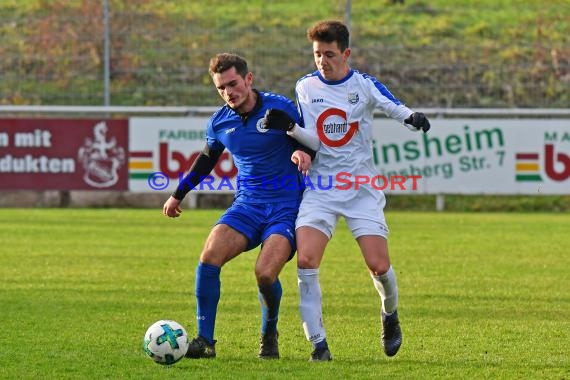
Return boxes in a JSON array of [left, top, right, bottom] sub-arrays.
[[361, 72, 402, 105]]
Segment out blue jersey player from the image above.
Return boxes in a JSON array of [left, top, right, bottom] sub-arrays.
[[163, 53, 315, 360]]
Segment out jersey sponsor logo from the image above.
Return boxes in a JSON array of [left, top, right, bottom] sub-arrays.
[[316, 108, 359, 147], [255, 119, 269, 133], [323, 122, 347, 134], [311, 98, 324, 103], [348, 92, 359, 104], [225, 127, 236, 134]]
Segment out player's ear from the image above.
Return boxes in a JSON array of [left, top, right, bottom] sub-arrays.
[[343, 48, 351, 61], [245, 71, 254, 86]]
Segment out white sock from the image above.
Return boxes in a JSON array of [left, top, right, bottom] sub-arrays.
[[298, 268, 326, 344], [371, 266, 399, 314]]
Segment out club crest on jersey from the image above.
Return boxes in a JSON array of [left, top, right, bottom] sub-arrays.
[[255, 119, 269, 133], [348, 92, 359, 104]]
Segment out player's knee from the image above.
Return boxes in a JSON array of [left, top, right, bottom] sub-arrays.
[[255, 268, 277, 287], [369, 262, 391, 276], [200, 249, 225, 267], [297, 253, 319, 269]]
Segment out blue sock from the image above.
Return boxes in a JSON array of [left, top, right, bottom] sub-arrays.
[[258, 279, 282, 335], [195, 262, 221, 344], [314, 339, 329, 350]]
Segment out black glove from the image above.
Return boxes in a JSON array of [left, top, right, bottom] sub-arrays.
[[261, 109, 295, 131], [404, 112, 431, 133]]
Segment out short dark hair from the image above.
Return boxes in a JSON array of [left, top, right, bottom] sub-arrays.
[[307, 20, 350, 52], [209, 53, 249, 77]]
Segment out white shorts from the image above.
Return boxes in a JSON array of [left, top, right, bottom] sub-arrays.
[[296, 185, 389, 240]]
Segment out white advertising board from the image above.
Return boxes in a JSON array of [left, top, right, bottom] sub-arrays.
[[372, 118, 569, 194]]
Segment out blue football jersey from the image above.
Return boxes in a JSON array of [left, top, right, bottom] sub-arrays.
[[206, 91, 304, 203]]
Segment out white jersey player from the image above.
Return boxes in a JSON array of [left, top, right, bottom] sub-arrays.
[[290, 20, 430, 362]]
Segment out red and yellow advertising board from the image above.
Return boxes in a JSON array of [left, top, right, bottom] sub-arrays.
[[0, 119, 128, 190]]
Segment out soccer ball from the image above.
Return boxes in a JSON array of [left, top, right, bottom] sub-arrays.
[[143, 320, 189, 365]]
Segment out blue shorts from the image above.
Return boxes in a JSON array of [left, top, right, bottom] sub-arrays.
[[217, 199, 299, 256]]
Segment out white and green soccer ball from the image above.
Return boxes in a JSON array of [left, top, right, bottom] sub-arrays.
[[143, 320, 189, 365]]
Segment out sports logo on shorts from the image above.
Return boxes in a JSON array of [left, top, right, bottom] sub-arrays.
[[256, 119, 269, 133], [348, 92, 359, 104]]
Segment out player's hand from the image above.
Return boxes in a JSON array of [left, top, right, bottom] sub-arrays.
[[292, 150, 312, 176], [163, 196, 183, 218], [261, 109, 295, 131], [404, 112, 430, 133]]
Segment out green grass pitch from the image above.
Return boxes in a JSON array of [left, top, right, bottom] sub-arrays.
[[0, 209, 568, 379]]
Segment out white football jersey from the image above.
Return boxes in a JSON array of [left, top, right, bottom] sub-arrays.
[[296, 69, 413, 185]]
